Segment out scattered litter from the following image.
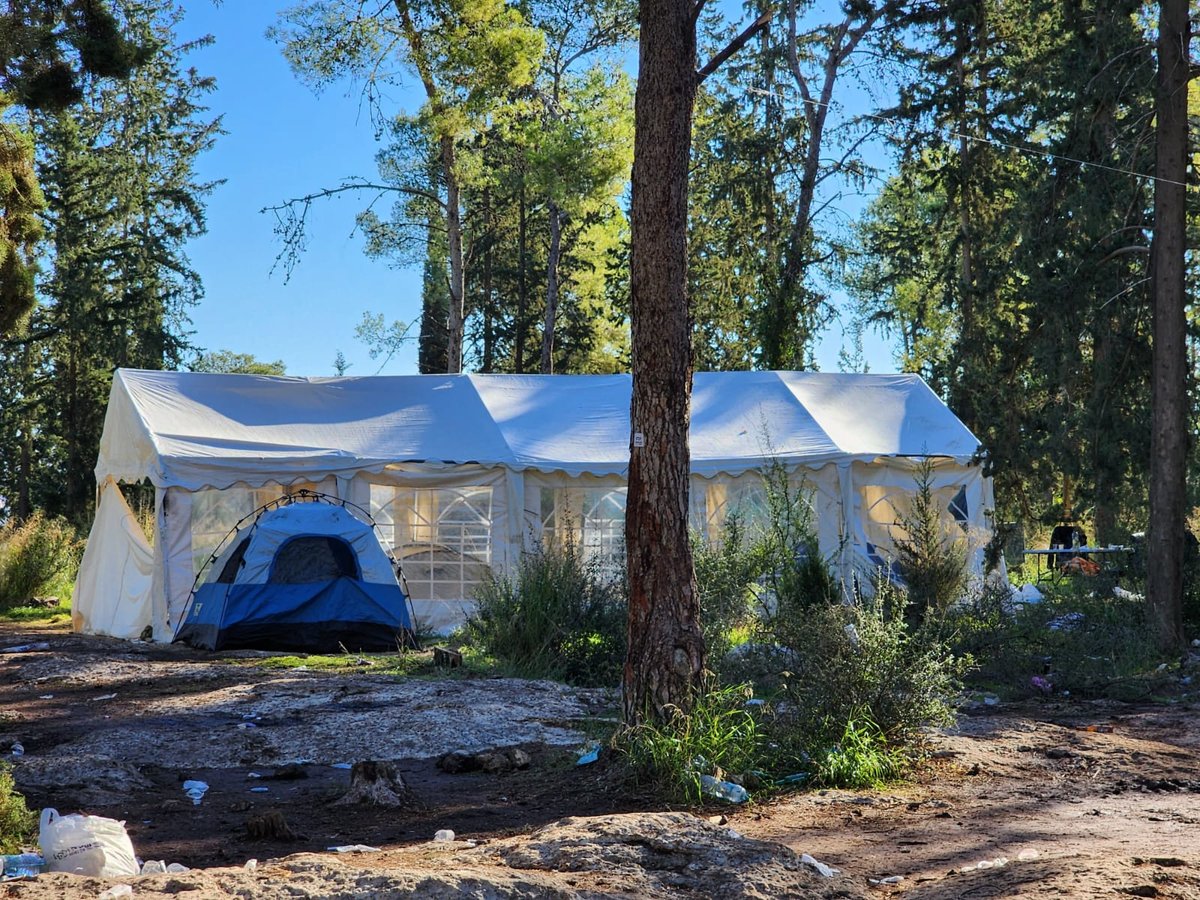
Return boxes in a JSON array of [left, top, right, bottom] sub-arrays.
[[40, 809, 138, 877], [331, 762, 353, 770], [776, 773, 808, 786], [1048, 613, 1084, 631], [1113, 586, 1142, 602], [166, 863, 189, 873], [576, 742, 600, 766], [0, 643, 50, 654], [744, 698, 765, 707], [244, 859, 258, 872], [1017, 848, 1039, 861], [241, 714, 259, 720], [843, 623, 860, 646], [960, 856, 1008, 873], [869, 875, 905, 885], [249, 787, 269, 793], [1030, 675, 1053, 693], [247, 772, 262, 779], [2, 852, 46, 879], [236, 722, 257, 729], [328, 845, 380, 853], [983, 695, 1000, 706], [38, 695, 53, 700], [1072, 724, 1114, 734], [708, 814, 727, 826], [10, 743, 23, 758], [91, 693, 118, 702], [699, 774, 749, 803], [800, 853, 840, 878], [141, 860, 166, 874], [1014, 584, 1043, 605], [182, 780, 208, 805], [433, 829, 455, 842], [97, 886, 133, 899]]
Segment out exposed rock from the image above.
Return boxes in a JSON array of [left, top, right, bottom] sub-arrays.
[[440, 746, 532, 775], [437, 750, 480, 774], [498, 812, 866, 899], [3, 813, 866, 899], [477, 747, 532, 774]]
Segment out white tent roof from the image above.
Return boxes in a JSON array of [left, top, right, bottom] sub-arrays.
[[96, 369, 981, 490]]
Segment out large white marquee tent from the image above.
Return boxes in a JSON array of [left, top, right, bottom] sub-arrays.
[[74, 368, 994, 641]]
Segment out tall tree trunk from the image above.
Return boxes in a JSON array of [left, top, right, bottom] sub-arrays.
[[516, 178, 528, 373], [1147, 0, 1189, 651], [623, 0, 704, 726], [540, 202, 563, 374], [441, 134, 466, 374]]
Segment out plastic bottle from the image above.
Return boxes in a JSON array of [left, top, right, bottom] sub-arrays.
[[2, 853, 46, 879], [699, 774, 749, 803]]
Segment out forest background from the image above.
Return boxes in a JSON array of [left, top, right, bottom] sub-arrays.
[[0, 0, 1195, 564]]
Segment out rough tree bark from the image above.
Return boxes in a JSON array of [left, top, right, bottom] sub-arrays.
[[622, 0, 704, 725], [1147, 0, 1189, 651], [540, 202, 563, 374]]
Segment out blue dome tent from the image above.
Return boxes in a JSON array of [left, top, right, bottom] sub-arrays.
[[173, 492, 416, 652]]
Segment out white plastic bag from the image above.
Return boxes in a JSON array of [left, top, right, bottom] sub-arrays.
[[39, 808, 139, 877]]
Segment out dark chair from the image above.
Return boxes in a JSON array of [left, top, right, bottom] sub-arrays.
[[1049, 524, 1087, 570]]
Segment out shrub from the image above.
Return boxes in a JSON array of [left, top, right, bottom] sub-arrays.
[[464, 540, 625, 687], [0, 763, 34, 854], [950, 577, 1163, 700], [773, 580, 967, 748], [758, 461, 839, 619], [693, 515, 762, 661], [893, 459, 969, 626], [618, 680, 765, 803], [0, 513, 81, 610]]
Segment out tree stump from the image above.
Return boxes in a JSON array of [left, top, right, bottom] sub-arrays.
[[335, 760, 418, 808]]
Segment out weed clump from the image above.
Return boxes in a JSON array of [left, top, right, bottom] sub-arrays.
[[0, 763, 34, 854], [0, 512, 81, 610], [464, 540, 625, 687], [618, 681, 765, 803]]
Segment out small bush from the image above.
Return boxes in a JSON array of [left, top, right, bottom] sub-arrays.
[[893, 460, 969, 625], [774, 580, 967, 747], [0, 763, 35, 854], [693, 515, 762, 661], [758, 462, 839, 619], [0, 513, 81, 610], [618, 680, 765, 803], [809, 713, 907, 789], [464, 541, 625, 687], [951, 578, 1163, 699]]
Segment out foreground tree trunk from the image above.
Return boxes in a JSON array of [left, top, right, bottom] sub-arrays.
[[622, 0, 705, 725], [1147, 0, 1189, 651]]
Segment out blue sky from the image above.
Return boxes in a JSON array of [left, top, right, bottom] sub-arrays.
[[179, 2, 897, 378]]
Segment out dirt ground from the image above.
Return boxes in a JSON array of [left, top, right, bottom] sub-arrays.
[[2, 620, 1200, 899]]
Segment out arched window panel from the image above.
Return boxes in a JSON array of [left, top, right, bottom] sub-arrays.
[[858, 481, 971, 564], [540, 485, 627, 573], [369, 484, 493, 605], [188, 478, 333, 575]]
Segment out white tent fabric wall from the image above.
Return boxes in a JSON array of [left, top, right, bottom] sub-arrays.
[[76, 369, 993, 641], [72, 478, 154, 639]]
